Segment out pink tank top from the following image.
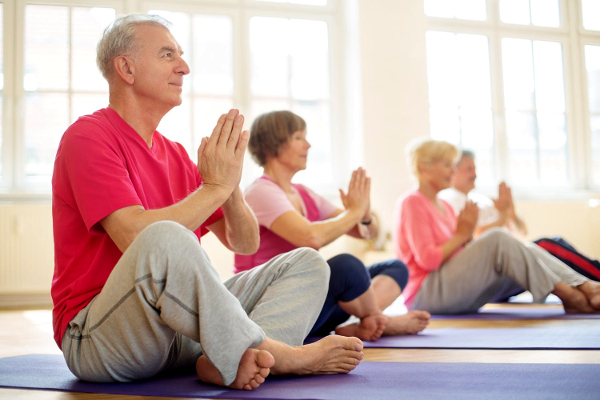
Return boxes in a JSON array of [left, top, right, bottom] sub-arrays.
[[234, 176, 321, 272]]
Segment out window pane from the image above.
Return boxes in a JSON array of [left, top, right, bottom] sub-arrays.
[[24, 93, 69, 181], [71, 94, 108, 125], [426, 31, 494, 181], [582, 0, 600, 31], [250, 17, 290, 97], [502, 38, 535, 110], [290, 19, 329, 100], [503, 38, 568, 186], [158, 99, 192, 154], [454, 0, 487, 20], [425, 0, 454, 18], [500, 0, 531, 25], [429, 106, 460, 143], [592, 116, 600, 186], [500, 0, 560, 27], [71, 8, 115, 91], [193, 15, 233, 96], [426, 32, 459, 107], [538, 112, 567, 185], [25, 5, 69, 91], [506, 111, 538, 185], [292, 101, 333, 185], [533, 41, 565, 112], [425, 0, 486, 20], [530, 0, 560, 27], [585, 45, 600, 186], [585, 45, 600, 114], [250, 17, 329, 100]]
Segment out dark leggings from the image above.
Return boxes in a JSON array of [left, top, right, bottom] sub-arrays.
[[309, 253, 409, 336]]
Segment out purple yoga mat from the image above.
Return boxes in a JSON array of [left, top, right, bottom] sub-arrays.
[[1, 354, 599, 400], [431, 306, 600, 320], [358, 327, 600, 349]]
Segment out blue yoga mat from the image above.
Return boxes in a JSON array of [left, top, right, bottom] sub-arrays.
[[358, 327, 600, 349], [0, 354, 599, 400], [431, 306, 600, 320]]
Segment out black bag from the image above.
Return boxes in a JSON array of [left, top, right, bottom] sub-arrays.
[[534, 237, 600, 282]]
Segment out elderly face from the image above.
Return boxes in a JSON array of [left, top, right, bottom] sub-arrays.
[[419, 157, 455, 193], [128, 24, 190, 111], [452, 156, 477, 194], [275, 130, 311, 172]]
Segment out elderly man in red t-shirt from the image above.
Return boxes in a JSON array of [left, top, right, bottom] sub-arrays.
[[51, 13, 363, 391]]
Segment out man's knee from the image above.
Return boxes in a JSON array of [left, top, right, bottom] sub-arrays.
[[290, 247, 330, 282], [130, 221, 211, 276]]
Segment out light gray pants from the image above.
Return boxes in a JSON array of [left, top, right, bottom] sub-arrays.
[[411, 228, 588, 314], [61, 221, 329, 386]]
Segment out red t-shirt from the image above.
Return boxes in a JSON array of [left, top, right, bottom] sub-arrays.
[[51, 107, 223, 348]]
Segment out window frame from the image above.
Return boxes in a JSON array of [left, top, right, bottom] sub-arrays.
[[425, 0, 600, 197], [1, 0, 349, 199]]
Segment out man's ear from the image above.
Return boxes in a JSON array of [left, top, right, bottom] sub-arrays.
[[113, 56, 135, 85]]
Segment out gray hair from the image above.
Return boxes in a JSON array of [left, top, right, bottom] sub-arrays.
[[96, 13, 173, 80], [457, 149, 476, 165]]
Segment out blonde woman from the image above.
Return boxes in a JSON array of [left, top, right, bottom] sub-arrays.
[[393, 138, 600, 315]]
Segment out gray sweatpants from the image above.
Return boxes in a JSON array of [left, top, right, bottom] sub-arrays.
[[411, 228, 588, 314], [61, 221, 329, 386]]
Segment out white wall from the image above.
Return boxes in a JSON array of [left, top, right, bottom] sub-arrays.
[[358, 0, 431, 236]]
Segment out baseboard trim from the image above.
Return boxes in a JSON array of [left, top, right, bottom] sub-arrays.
[[0, 293, 52, 309]]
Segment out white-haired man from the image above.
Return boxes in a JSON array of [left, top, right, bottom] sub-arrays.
[[51, 14, 363, 391]]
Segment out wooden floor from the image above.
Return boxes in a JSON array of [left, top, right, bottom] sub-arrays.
[[1, 304, 599, 399]]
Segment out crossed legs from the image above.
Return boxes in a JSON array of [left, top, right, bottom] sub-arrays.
[[61, 222, 363, 391]]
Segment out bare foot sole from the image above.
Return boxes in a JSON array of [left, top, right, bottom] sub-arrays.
[[267, 335, 363, 376], [383, 310, 430, 336], [578, 281, 600, 311], [335, 314, 388, 341], [196, 348, 274, 390]]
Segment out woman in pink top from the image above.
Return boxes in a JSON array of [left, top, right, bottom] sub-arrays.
[[236, 111, 430, 341], [394, 138, 600, 314]]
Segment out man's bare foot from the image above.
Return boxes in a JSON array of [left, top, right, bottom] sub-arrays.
[[258, 335, 363, 376], [383, 310, 430, 336], [196, 348, 274, 390], [554, 283, 596, 314], [335, 314, 388, 341], [578, 281, 600, 310]]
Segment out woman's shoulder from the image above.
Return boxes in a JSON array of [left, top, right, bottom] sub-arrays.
[[244, 176, 286, 203], [398, 190, 423, 206]]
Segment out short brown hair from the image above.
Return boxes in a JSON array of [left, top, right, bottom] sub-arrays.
[[248, 111, 306, 166]]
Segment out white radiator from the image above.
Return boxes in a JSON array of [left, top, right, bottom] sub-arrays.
[[0, 204, 54, 307]]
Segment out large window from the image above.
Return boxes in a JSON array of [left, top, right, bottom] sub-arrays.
[[425, 0, 600, 193], [1, 0, 343, 195], [23, 5, 115, 185]]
